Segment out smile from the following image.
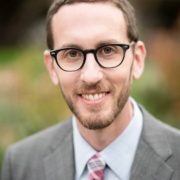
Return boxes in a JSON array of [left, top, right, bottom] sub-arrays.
[[82, 93, 107, 101]]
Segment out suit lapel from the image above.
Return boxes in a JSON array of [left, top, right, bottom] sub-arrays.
[[130, 107, 174, 180], [43, 120, 75, 180], [130, 138, 173, 180]]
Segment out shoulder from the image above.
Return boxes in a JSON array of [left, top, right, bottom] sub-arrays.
[[6, 118, 73, 160], [140, 105, 180, 139], [140, 105, 180, 160], [1, 119, 73, 180]]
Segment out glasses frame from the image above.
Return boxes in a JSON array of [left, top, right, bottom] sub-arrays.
[[50, 43, 133, 72]]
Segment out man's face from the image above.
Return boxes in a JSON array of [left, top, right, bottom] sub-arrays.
[[44, 2, 145, 130]]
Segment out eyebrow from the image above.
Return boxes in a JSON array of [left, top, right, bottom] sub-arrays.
[[59, 39, 122, 49], [60, 44, 83, 49], [96, 39, 120, 47]]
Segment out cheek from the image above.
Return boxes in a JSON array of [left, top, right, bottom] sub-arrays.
[[107, 66, 131, 85], [57, 71, 79, 93]]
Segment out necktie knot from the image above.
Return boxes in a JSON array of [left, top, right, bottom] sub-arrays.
[[87, 153, 106, 180]]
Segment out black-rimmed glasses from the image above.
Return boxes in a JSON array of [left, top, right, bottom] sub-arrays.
[[50, 43, 134, 72]]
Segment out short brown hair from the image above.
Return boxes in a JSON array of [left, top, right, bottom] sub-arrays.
[[46, 0, 139, 49]]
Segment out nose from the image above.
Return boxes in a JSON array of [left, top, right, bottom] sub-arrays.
[[80, 53, 103, 84]]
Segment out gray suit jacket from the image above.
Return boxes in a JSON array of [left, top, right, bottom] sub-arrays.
[[1, 106, 180, 180]]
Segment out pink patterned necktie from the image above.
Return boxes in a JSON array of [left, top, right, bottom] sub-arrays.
[[87, 153, 106, 180]]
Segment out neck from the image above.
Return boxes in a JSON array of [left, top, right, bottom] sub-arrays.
[[76, 98, 133, 151]]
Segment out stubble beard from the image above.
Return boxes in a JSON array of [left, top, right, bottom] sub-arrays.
[[59, 79, 131, 130]]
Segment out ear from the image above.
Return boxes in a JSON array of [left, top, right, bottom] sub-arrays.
[[132, 41, 146, 80], [44, 50, 59, 85]]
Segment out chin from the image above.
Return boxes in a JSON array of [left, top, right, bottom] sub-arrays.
[[77, 111, 116, 130]]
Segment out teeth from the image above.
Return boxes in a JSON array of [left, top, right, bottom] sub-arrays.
[[82, 93, 106, 101]]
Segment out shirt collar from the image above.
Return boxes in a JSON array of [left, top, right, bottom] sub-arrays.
[[73, 98, 143, 180], [73, 117, 96, 179], [100, 98, 143, 179]]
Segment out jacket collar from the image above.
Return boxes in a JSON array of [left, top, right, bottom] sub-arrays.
[[43, 120, 75, 180], [130, 106, 173, 180]]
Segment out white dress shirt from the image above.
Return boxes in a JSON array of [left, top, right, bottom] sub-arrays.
[[73, 98, 143, 180]]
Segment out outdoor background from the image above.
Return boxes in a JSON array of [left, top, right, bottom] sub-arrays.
[[0, 0, 180, 170]]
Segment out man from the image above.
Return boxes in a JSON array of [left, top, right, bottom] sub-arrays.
[[1, 0, 180, 180]]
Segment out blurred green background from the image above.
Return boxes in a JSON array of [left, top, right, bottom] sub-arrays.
[[0, 0, 180, 170]]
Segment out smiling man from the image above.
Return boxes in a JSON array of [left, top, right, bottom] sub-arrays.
[[1, 0, 180, 180]]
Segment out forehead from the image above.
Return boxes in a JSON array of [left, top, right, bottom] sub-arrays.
[[52, 2, 128, 47]]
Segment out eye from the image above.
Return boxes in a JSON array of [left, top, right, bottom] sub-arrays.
[[99, 45, 117, 56], [103, 46, 113, 54], [67, 49, 81, 58], [62, 49, 82, 59]]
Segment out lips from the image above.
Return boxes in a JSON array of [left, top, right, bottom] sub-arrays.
[[78, 91, 110, 105], [76, 84, 111, 103], [82, 93, 106, 101]]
